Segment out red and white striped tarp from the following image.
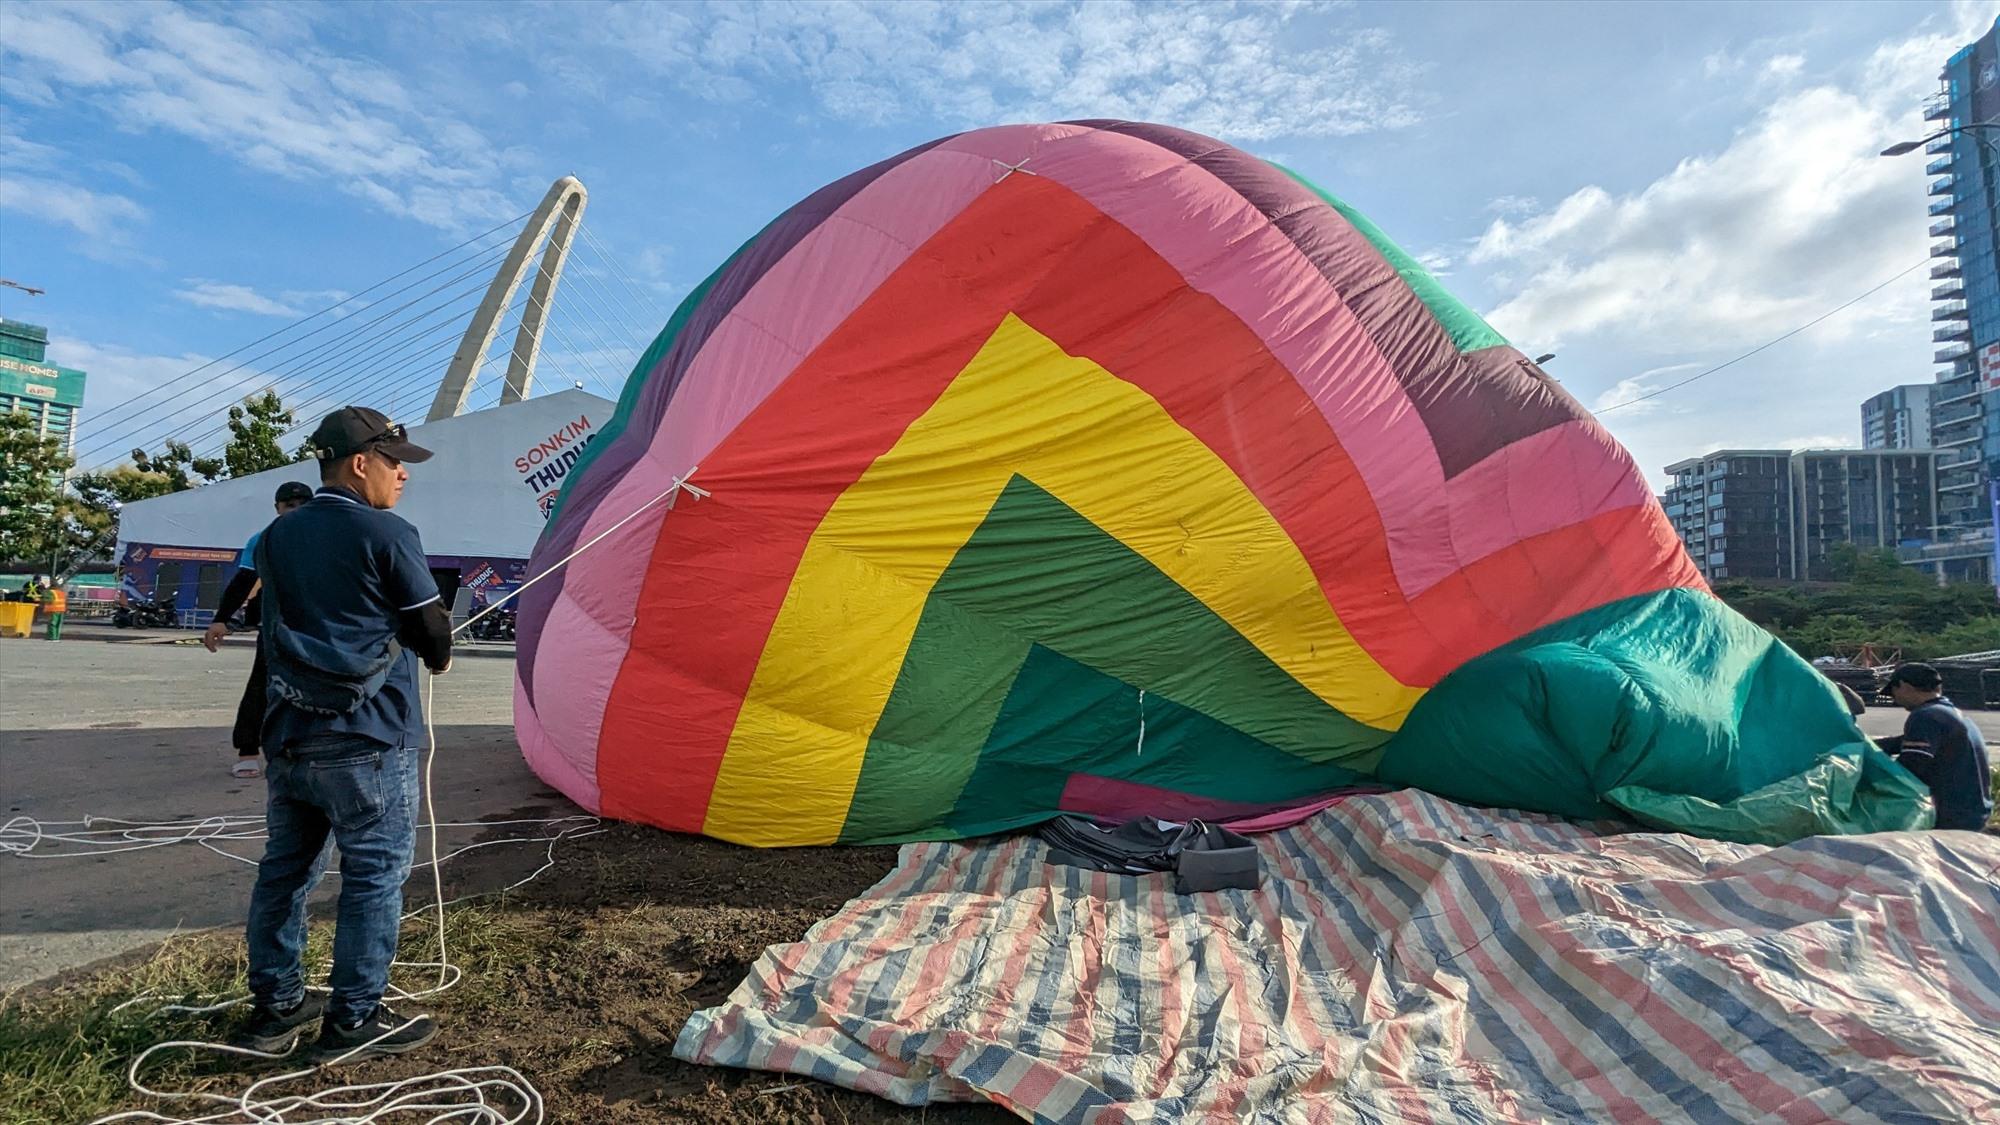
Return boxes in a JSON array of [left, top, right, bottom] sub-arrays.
[[675, 791, 2000, 1123]]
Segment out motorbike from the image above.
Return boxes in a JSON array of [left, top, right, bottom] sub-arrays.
[[467, 606, 516, 643], [113, 597, 180, 629]]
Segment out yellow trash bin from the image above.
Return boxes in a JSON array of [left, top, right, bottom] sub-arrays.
[[0, 602, 34, 638]]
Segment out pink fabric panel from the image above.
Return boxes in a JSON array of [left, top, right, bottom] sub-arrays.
[[1433, 420, 1655, 593], [514, 669, 602, 813], [1005, 130, 1459, 595], [1059, 772, 1305, 824], [526, 145, 1006, 780], [515, 533, 677, 809], [643, 144, 1006, 484]]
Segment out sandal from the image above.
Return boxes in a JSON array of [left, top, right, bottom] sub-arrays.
[[231, 758, 262, 779]]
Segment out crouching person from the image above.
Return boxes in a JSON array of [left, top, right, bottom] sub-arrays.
[[232, 407, 453, 1061], [1881, 663, 1994, 833]]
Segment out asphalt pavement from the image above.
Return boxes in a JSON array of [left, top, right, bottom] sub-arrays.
[[0, 633, 562, 987], [2, 630, 1992, 988]]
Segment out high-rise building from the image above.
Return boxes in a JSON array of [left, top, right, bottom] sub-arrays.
[[1924, 19, 2000, 534], [1662, 448, 1942, 581], [1788, 449, 1940, 580], [0, 319, 87, 459], [1861, 384, 1935, 449], [1662, 451, 1793, 580]]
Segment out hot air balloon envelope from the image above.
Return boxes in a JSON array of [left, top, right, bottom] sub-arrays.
[[515, 122, 1931, 846]]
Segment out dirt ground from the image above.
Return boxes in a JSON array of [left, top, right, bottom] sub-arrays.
[[426, 812, 1018, 1124]]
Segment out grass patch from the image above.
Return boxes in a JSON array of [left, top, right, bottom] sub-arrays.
[[2, 929, 274, 1123], [0, 899, 1009, 1125], [0, 908, 538, 1124]]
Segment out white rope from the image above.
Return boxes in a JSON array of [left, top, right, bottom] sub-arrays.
[[455, 467, 706, 637], [71, 680, 553, 1124], [37, 468, 711, 1123]]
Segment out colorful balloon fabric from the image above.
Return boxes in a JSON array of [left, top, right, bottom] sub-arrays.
[[514, 121, 1932, 847]]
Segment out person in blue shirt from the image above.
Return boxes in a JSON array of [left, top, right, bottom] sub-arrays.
[[233, 406, 453, 1062], [204, 479, 316, 779], [1881, 663, 1994, 833]]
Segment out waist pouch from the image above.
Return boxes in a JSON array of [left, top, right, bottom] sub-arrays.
[[256, 537, 400, 716]]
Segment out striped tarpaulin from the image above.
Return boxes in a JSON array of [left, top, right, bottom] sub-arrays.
[[675, 791, 2000, 1123]]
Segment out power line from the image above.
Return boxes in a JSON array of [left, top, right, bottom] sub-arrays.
[[178, 280, 544, 459], [574, 220, 666, 333], [522, 270, 635, 400], [1594, 259, 1933, 415], [80, 246, 513, 466], [77, 211, 531, 442], [77, 243, 513, 465], [87, 207, 658, 468]]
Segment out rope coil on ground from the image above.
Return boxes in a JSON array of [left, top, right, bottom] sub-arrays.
[[3, 471, 708, 1123]]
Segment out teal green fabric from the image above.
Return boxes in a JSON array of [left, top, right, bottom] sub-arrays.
[[938, 645, 1365, 844], [1378, 589, 1933, 843], [843, 476, 1370, 843], [1273, 164, 1510, 355]]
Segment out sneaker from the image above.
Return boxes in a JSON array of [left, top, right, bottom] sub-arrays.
[[230, 994, 326, 1054], [313, 1003, 438, 1062]]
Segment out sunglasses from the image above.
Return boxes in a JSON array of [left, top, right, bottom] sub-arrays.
[[317, 422, 408, 460]]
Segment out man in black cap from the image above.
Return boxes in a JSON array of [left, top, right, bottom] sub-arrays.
[[205, 479, 317, 779], [1881, 663, 1993, 832], [233, 406, 453, 1062]]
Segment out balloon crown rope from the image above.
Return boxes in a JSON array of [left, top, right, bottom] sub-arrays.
[[2, 469, 708, 1125]]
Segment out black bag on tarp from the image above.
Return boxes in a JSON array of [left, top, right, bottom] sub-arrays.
[[1037, 814, 1261, 893]]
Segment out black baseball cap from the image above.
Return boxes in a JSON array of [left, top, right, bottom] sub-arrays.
[[309, 406, 432, 463], [273, 480, 314, 504], [1885, 663, 1942, 692]]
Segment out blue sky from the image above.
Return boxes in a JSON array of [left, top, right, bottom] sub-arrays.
[[0, 0, 1993, 486]]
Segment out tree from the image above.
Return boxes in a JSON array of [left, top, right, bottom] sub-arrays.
[[0, 410, 74, 565], [131, 439, 223, 492], [61, 464, 177, 571], [220, 391, 309, 478]]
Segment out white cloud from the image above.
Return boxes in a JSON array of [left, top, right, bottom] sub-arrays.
[[0, 3, 518, 230], [556, 0, 1423, 143], [1763, 53, 1806, 80], [1468, 15, 1983, 355], [178, 280, 302, 318], [50, 338, 220, 461], [52, 335, 337, 468], [1776, 433, 1853, 451], [1485, 194, 1539, 215], [1414, 249, 1453, 276], [0, 174, 145, 241], [0, 116, 147, 247], [1591, 363, 1702, 416]]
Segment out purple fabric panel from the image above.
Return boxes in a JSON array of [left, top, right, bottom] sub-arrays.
[[1074, 120, 1589, 477], [1406, 348, 1591, 478], [518, 134, 955, 695]]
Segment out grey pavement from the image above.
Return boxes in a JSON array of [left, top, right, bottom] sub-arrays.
[[0, 638, 563, 988], [2, 636, 1990, 989]]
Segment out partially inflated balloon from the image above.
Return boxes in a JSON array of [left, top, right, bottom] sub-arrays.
[[515, 122, 1930, 846]]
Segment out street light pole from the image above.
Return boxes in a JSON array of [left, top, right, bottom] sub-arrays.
[[1880, 122, 2000, 161], [0, 278, 44, 321]]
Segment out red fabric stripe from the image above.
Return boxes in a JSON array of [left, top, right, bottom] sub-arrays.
[[595, 172, 1693, 829]]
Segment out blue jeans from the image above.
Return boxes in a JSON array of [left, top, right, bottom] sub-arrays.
[[246, 735, 419, 1026]]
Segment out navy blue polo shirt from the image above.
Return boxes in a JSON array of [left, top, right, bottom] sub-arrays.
[[259, 486, 440, 753], [1897, 698, 1994, 832]]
